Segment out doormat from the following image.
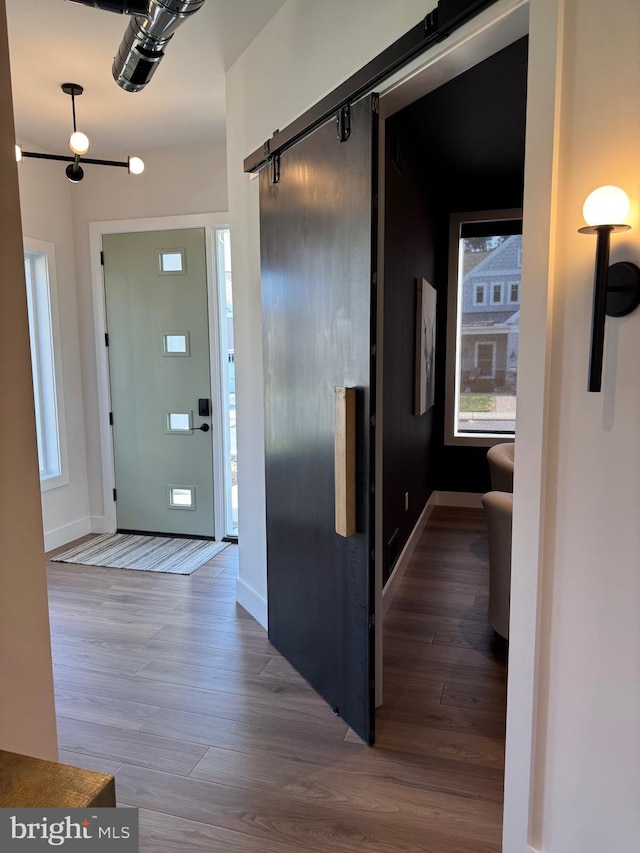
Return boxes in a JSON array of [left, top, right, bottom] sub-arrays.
[[51, 533, 229, 575]]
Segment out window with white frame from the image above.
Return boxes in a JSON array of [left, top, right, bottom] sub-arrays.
[[445, 210, 523, 446], [215, 227, 238, 538], [24, 239, 67, 489], [473, 283, 486, 306]]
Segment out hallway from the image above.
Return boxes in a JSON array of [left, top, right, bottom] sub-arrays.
[[48, 507, 506, 852]]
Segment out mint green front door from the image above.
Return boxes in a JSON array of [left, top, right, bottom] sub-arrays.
[[103, 228, 215, 537]]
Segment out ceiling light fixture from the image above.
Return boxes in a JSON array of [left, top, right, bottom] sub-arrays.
[[15, 83, 144, 184]]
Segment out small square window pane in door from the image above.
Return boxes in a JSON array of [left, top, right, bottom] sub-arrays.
[[168, 486, 196, 509], [166, 412, 192, 433], [162, 332, 190, 356], [158, 250, 185, 274]]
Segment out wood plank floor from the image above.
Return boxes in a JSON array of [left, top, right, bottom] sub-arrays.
[[47, 507, 506, 852]]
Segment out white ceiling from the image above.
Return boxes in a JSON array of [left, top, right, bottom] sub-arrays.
[[6, 0, 287, 157]]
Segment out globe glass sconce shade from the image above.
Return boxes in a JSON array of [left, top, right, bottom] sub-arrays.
[[128, 155, 145, 175], [582, 185, 630, 228], [69, 131, 90, 156]]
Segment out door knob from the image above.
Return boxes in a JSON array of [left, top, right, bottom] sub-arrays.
[[197, 423, 210, 432]]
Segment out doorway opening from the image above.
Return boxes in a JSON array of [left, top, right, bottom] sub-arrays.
[[248, 0, 551, 843], [90, 213, 232, 542], [377, 22, 528, 846], [252, 0, 529, 751]]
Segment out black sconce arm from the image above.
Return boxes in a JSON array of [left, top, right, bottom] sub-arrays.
[[579, 221, 640, 392]]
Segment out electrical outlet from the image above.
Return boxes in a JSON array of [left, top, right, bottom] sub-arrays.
[[404, 492, 409, 511]]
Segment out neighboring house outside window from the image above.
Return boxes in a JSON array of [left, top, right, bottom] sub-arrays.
[[446, 214, 522, 445], [460, 234, 522, 396]]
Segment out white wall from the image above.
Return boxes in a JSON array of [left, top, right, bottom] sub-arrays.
[[16, 141, 228, 547], [17, 154, 91, 550], [526, 1, 640, 849], [227, 0, 640, 850], [4, 57, 228, 761], [0, 0, 57, 759], [70, 142, 228, 531], [226, 0, 429, 626]]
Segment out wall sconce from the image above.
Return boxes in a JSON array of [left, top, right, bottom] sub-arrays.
[[578, 186, 640, 392]]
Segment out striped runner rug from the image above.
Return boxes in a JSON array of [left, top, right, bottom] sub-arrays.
[[51, 533, 229, 575]]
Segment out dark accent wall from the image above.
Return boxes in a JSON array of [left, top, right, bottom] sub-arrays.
[[382, 37, 528, 583], [382, 122, 437, 584]]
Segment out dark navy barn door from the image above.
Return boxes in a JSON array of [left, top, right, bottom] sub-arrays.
[[259, 95, 378, 743]]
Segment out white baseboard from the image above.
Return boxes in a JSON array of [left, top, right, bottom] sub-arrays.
[[382, 494, 437, 617], [44, 517, 92, 553], [90, 516, 116, 535], [434, 490, 483, 508], [236, 577, 268, 630], [381, 490, 484, 616]]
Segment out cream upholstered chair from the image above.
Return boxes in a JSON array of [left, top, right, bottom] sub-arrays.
[[481, 490, 512, 640], [487, 442, 514, 492]]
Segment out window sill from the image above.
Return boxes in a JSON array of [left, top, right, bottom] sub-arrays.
[[445, 432, 515, 448], [40, 472, 69, 493]]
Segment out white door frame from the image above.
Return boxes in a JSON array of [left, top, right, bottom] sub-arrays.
[[89, 212, 229, 541]]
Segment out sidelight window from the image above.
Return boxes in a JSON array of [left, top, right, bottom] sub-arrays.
[[215, 227, 238, 537], [24, 239, 68, 488]]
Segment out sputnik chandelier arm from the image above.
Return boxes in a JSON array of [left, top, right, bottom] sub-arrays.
[[15, 83, 144, 183]]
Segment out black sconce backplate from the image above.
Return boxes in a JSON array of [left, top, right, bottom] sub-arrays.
[[606, 261, 640, 317]]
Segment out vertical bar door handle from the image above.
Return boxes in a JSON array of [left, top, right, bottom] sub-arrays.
[[335, 387, 356, 537]]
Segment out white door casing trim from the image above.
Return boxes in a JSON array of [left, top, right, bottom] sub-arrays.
[[89, 212, 229, 541]]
